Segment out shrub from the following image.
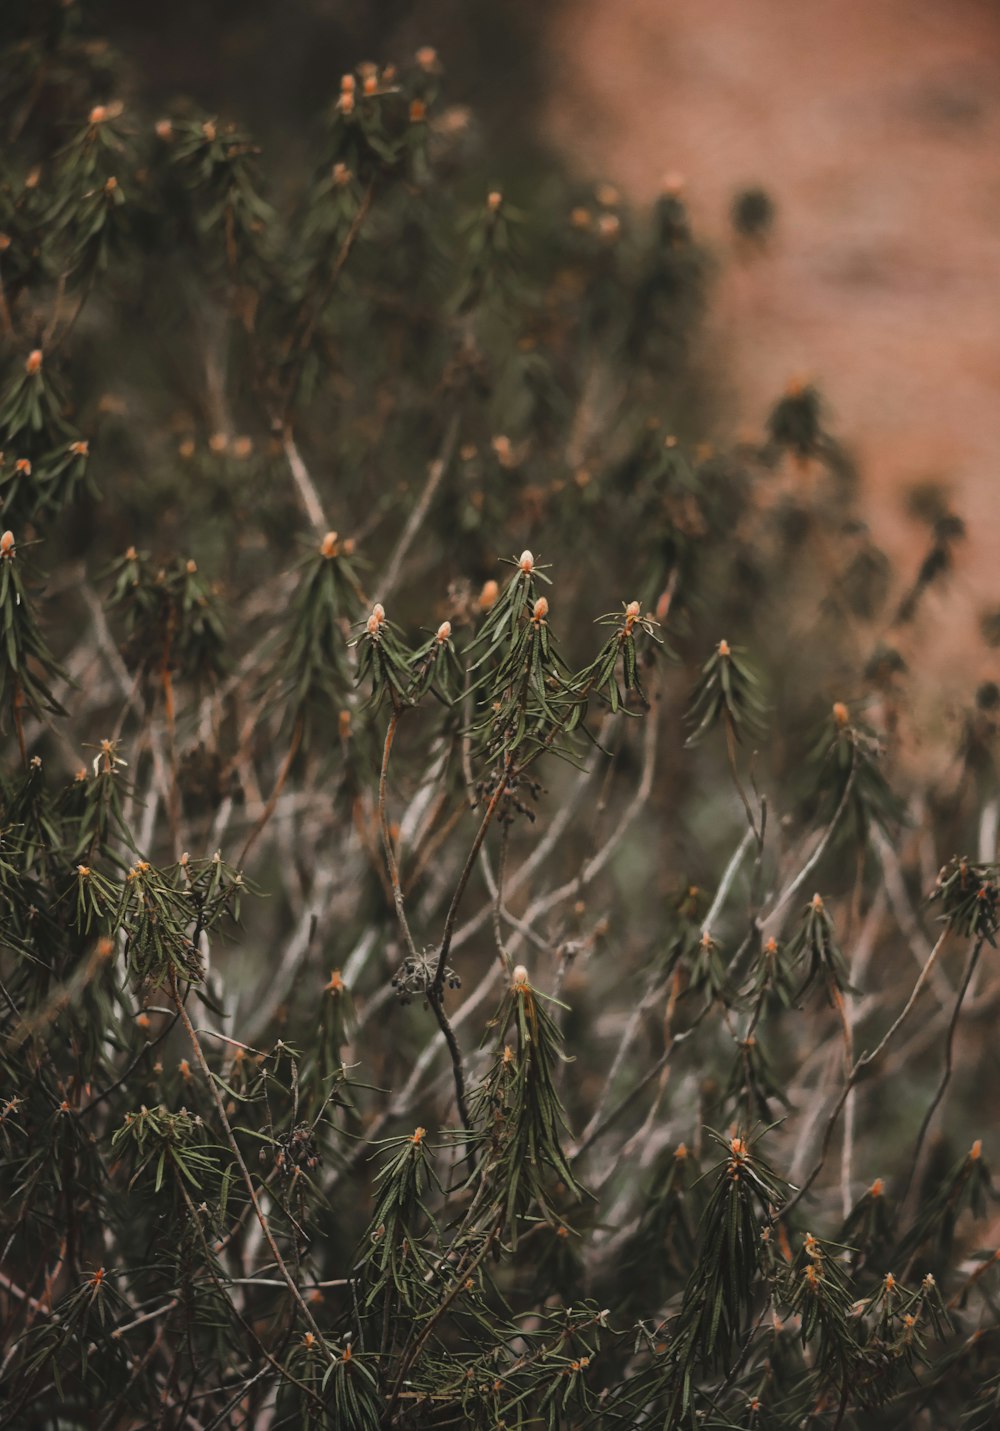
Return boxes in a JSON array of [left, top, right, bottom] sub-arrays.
[[2, 9, 999, 1429]]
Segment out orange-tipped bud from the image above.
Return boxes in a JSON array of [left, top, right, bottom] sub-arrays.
[[487, 190, 502, 212], [411, 1126, 426, 1144], [363, 74, 378, 96], [532, 596, 549, 623], [832, 701, 850, 726], [70, 440, 89, 456], [321, 531, 339, 558], [202, 120, 217, 142], [811, 893, 824, 911], [409, 98, 426, 123], [436, 621, 451, 642], [340, 73, 356, 94], [512, 964, 529, 988], [479, 579, 499, 609], [0, 530, 14, 558], [155, 118, 173, 140], [415, 45, 438, 71], [26, 349, 42, 375], [332, 161, 351, 186], [718, 639, 731, 657], [518, 549, 534, 573], [15, 459, 31, 475], [338, 92, 355, 115], [89, 105, 108, 124]]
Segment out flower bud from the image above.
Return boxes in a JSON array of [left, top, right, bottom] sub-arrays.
[[69, 440, 89, 456], [518, 549, 534, 573], [436, 621, 451, 642], [487, 190, 502, 212], [415, 45, 438, 71], [363, 74, 378, 96], [718, 639, 731, 657], [479, 579, 499, 610], [340, 73, 356, 94], [0, 530, 14, 558], [832, 701, 849, 726], [89, 105, 108, 124], [409, 98, 427, 123], [25, 349, 42, 375], [321, 531, 339, 558], [155, 118, 173, 140], [532, 597, 549, 623], [202, 120, 217, 141], [512, 964, 529, 988]]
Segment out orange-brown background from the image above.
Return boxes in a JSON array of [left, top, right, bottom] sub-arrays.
[[545, 0, 1000, 700]]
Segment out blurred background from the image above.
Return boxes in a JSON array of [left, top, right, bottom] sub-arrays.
[[89, 0, 1000, 697]]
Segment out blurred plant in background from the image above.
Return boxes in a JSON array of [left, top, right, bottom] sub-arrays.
[[2, 3, 1000, 1428]]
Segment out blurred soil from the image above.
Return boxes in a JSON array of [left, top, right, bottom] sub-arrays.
[[545, 0, 1000, 711]]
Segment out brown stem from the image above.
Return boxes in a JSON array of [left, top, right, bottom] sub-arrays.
[[238, 714, 304, 866], [433, 762, 509, 992], [377, 711, 419, 960], [167, 971, 330, 1355]]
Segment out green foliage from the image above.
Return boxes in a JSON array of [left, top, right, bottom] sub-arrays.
[[1, 11, 999, 1431]]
